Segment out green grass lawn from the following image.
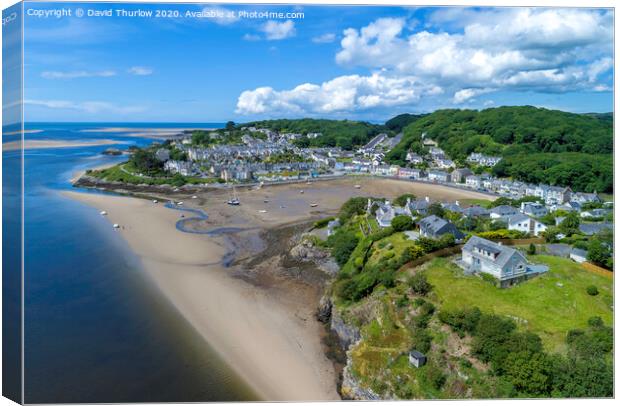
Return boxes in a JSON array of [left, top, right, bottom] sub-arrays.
[[459, 198, 494, 208], [367, 232, 416, 267], [423, 255, 613, 353]]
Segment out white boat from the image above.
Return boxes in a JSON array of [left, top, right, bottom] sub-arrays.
[[227, 184, 240, 206], [310, 203, 318, 207], [152, 199, 158, 203], [113, 223, 120, 229], [300, 190, 304, 194], [100, 211, 107, 216], [258, 210, 267, 213], [177, 201, 184, 205], [191, 195, 198, 199], [354, 184, 361, 189]]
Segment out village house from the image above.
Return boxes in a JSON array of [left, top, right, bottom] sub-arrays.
[[406, 152, 424, 164], [489, 205, 519, 220], [465, 175, 481, 189], [579, 222, 613, 236], [428, 170, 450, 183], [462, 205, 490, 218], [442, 201, 463, 213], [520, 201, 548, 217], [507, 214, 547, 236], [457, 236, 549, 287], [451, 168, 474, 184], [408, 197, 431, 216], [418, 215, 465, 241], [545, 186, 572, 205], [571, 192, 601, 204], [375, 200, 411, 228]]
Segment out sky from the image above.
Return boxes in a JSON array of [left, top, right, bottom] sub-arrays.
[[21, 2, 614, 123]]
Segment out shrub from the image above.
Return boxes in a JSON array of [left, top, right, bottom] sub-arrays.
[[586, 285, 599, 296], [391, 215, 414, 232], [425, 365, 447, 390], [411, 329, 432, 353], [527, 243, 536, 255], [408, 273, 432, 296], [314, 216, 335, 229], [330, 231, 360, 267], [480, 272, 498, 287]]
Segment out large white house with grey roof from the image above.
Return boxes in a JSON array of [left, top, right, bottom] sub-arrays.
[[457, 236, 548, 287]]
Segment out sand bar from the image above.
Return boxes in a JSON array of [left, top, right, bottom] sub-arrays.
[[3, 139, 126, 151], [62, 190, 340, 401]]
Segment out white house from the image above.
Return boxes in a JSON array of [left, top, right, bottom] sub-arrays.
[[507, 214, 547, 236], [457, 236, 548, 287], [465, 175, 481, 189], [428, 170, 450, 183]]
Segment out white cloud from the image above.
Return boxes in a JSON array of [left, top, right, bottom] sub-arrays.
[[236, 8, 612, 116], [453, 88, 494, 104], [335, 9, 612, 93], [128, 66, 154, 76], [41, 70, 116, 79], [25, 99, 146, 115], [261, 20, 296, 40], [312, 33, 336, 43], [236, 72, 442, 115]]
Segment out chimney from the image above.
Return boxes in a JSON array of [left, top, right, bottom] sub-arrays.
[[425, 196, 430, 202], [456, 200, 460, 206], [498, 242, 502, 246], [406, 197, 412, 206]]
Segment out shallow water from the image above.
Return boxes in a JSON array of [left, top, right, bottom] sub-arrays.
[[7, 123, 258, 402]]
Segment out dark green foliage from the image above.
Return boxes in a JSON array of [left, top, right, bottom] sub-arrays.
[[438, 307, 481, 336], [558, 211, 580, 235], [587, 231, 613, 269], [586, 285, 599, 296], [411, 329, 433, 353], [393, 193, 416, 207], [438, 308, 613, 398], [243, 118, 385, 150], [527, 243, 536, 255], [385, 113, 426, 132], [338, 197, 369, 223], [386, 106, 612, 192], [129, 149, 164, 175], [191, 130, 212, 146], [391, 215, 414, 232], [329, 231, 359, 267], [426, 202, 446, 218], [425, 364, 447, 390], [408, 273, 432, 296]]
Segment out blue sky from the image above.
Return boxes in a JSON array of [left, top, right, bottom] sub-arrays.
[[23, 2, 613, 123]]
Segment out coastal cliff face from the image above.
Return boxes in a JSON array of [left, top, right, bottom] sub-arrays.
[[341, 358, 381, 400]]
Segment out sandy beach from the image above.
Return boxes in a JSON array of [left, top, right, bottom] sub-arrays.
[[64, 176, 494, 400], [63, 191, 340, 401], [78, 127, 218, 139], [3, 139, 126, 151]]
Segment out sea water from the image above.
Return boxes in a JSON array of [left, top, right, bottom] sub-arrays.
[[6, 123, 257, 402]]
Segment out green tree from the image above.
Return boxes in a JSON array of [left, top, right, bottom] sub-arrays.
[[558, 212, 580, 235], [393, 193, 416, 206], [391, 215, 414, 232]]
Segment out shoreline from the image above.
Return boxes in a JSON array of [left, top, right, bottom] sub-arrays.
[[63, 176, 495, 400], [62, 190, 340, 401]]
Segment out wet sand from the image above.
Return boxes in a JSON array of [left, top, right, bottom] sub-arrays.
[[63, 191, 339, 401]]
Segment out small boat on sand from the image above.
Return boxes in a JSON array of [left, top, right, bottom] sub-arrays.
[[100, 211, 107, 216], [113, 224, 120, 229], [152, 199, 158, 203], [354, 184, 361, 189], [310, 203, 318, 208], [300, 190, 304, 194], [258, 210, 267, 213]]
